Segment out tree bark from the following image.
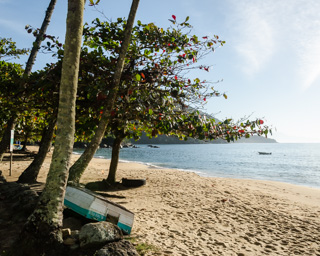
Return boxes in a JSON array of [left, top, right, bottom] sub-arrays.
[[24, 0, 57, 76], [106, 135, 124, 184], [68, 0, 140, 183], [11, 0, 84, 255], [17, 117, 56, 184], [21, 130, 30, 151]]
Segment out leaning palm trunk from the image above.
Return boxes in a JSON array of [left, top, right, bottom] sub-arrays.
[[24, 0, 57, 76], [17, 116, 57, 184], [12, 0, 84, 255], [68, 0, 140, 183]]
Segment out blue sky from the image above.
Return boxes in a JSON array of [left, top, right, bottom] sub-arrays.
[[1, 0, 320, 143]]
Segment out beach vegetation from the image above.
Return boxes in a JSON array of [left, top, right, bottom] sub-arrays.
[[124, 237, 160, 255], [0, 0, 56, 160], [135, 242, 160, 255]]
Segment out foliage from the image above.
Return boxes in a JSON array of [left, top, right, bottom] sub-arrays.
[[74, 16, 270, 143], [0, 17, 270, 145], [0, 36, 60, 143], [0, 57, 60, 142], [0, 37, 29, 60], [0, 60, 24, 136]]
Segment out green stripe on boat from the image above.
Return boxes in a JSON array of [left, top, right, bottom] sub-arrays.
[[64, 199, 106, 221], [117, 222, 132, 235], [64, 199, 131, 233]]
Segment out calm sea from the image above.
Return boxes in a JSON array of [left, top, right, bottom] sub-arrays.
[[73, 143, 320, 189]]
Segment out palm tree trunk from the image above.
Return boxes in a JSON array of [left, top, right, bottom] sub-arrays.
[[17, 117, 56, 184], [21, 131, 30, 151], [12, 0, 84, 254], [68, 0, 140, 183], [106, 135, 124, 184]]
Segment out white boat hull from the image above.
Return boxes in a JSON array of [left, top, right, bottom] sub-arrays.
[[64, 186, 134, 234]]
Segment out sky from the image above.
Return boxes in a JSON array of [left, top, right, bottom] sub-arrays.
[[1, 0, 320, 143]]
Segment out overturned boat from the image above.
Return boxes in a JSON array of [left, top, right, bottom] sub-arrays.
[[64, 185, 134, 234]]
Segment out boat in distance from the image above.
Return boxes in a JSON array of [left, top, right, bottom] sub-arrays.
[[64, 185, 134, 234], [258, 152, 272, 155]]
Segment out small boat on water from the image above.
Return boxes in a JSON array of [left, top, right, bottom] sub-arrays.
[[258, 152, 272, 155], [64, 186, 134, 234], [148, 144, 159, 148]]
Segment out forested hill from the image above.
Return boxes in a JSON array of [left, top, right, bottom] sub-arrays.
[[131, 133, 277, 144]]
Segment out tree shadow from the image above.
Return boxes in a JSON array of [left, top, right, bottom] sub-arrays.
[[85, 180, 129, 191], [2, 150, 37, 161], [83, 179, 140, 199]]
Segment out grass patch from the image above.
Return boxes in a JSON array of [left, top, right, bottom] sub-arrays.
[[124, 237, 160, 255], [135, 242, 159, 255]]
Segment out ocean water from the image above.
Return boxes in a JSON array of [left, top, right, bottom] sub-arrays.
[[73, 143, 320, 189]]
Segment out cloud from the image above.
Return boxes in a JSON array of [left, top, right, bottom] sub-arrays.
[[227, 1, 277, 76], [298, 38, 320, 90], [227, 0, 320, 89], [0, 18, 27, 36], [291, 1, 320, 90]]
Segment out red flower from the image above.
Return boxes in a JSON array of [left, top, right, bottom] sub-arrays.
[[259, 120, 264, 125], [172, 15, 176, 21]]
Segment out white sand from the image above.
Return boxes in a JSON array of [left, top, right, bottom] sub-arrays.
[[1, 146, 320, 255]]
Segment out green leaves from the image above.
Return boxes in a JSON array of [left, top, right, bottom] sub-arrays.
[[73, 16, 270, 144], [0, 37, 29, 60]]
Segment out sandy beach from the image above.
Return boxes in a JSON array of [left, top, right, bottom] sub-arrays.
[[1, 146, 320, 255]]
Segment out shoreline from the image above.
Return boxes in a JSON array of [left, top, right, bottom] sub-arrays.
[[1, 146, 320, 255], [80, 149, 320, 190], [74, 143, 320, 190]]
